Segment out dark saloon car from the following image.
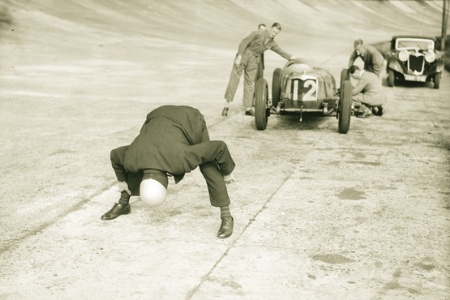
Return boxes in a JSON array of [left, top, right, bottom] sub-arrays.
[[386, 36, 444, 89]]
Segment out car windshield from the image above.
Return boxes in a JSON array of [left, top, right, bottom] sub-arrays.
[[396, 38, 434, 51]]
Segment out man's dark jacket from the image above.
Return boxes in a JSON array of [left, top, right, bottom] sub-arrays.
[[111, 105, 208, 184]]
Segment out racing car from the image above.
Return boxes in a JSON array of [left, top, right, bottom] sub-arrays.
[[254, 60, 352, 134]]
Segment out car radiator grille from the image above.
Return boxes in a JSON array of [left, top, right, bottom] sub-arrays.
[[408, 55, 424, 73]]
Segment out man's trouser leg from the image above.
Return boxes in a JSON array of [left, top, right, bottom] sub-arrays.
[[198, 119, 234, 175], [354, 93, 384, 107], [185, 141, 236, 207], [200, 162, 230, 207], [243, 53, 258, 107], [352, 93, 364, 102], [186, 141, 235, 175], [224, 55, 245, 102], [125, 171, 143, 196]]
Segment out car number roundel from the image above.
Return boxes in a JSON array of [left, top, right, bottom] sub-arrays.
[[291, 78, 318, 101]]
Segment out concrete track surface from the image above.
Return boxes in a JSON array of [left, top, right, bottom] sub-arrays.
[[0, 1, 449, 299]]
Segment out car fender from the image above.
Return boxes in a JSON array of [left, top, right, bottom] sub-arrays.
[[427, 59, 444, 74], [387, 57, 405, 74]]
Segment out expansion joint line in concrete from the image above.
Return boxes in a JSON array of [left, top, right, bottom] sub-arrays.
[[184, 175, 289, 300], [184, 133, 327, 299], [0, 183, 116, 255]]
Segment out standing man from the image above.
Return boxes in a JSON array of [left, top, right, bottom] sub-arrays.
[[101, 105, 236, 239], [348, 39, 385, 80], [222, 22, 297, 117], [348, 65, 387, 118]]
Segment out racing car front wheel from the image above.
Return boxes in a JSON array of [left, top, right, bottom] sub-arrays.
[[340, 68, 349, 91], [255, 78, 269, 130], [338, 81, 352, 134], [272, 68, 282, 109]]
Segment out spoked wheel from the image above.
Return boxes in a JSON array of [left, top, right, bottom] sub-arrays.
[[272, 68, 282, 109], [338, 81, 352, 134], [255, 78, 269, 130]]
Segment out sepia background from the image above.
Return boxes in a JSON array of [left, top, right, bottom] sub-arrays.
[[0, 0, 449, 299]]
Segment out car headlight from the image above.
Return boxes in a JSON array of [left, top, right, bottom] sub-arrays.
[[425, 50, 436, 63], [398, 50, 409, 62]]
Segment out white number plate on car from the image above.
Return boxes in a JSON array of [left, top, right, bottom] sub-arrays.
[[404, 75, 427, 82]]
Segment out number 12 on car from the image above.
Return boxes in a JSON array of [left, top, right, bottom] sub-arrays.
[[290, 78, 317, 101]]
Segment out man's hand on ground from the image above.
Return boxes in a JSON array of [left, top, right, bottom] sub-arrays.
[[223, 173, 235, 184], [117, 181, 131, 194]]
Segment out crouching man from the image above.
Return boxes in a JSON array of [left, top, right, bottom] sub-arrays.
[[348, 65, 387, 118], [101, 105, 236, 239]]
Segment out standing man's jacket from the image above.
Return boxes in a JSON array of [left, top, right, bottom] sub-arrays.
[[238, 30, 292, 60]]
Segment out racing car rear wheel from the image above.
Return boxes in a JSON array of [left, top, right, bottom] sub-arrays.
[[272, 68, 282, 109], [433, 73, 441, 89], [255, 78, 269, 130], [338, 81, 352, 134], [388, 69, 395, 87]]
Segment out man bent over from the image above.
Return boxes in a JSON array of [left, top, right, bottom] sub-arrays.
[[101, 105, 236, 239]]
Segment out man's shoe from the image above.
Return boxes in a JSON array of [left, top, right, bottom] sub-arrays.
[[221, 107, 229, 117], [245, 109, 254, 116], [101, 203, 130, 220], [217, 217, 234, 239], [356, 106, 372, 118], [372, 106, 383, 116]]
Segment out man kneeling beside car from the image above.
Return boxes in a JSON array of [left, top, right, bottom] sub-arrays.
[[348, 65, 387, 118]]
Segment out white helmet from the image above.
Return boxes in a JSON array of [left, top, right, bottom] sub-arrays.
[[140, 178, 167, 207]]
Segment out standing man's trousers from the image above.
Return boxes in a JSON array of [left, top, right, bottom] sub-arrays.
[[224, 49, 260, 107]]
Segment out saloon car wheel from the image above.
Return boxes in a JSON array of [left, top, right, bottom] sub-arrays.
[[255, 78, 269, 130], [433, 73, 441, 89], [272, 68, 282, 109], [388, 69, 395, 87], [338, 81, 352, 134]]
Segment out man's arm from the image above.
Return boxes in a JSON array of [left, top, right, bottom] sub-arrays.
[[348, 51, 358, 67], [352, 76, 369, 95], [270, 41, 293, 60], [110, 146, 128, 182], [234, 31, 259, 67], [237, 31, 258, 55]]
